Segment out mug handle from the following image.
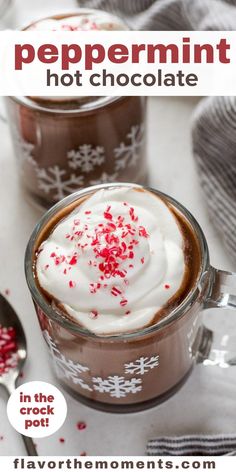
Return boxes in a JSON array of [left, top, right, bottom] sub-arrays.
[[196, 267, 236, 367]]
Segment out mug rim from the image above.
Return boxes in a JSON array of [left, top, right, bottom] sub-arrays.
[[25, 182, 210, 340], [8, 95, 123, 115], [10, 7, 130, 114]]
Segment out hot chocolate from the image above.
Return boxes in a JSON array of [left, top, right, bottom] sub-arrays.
[[35, 187, 200, 335], [5, 10, 147, 210], [27, 185, 203, 411]]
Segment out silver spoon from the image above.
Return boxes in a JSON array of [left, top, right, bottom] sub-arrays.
[[0, 293, 37, 455]]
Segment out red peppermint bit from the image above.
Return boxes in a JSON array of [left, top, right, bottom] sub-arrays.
[[80, 452, 87, 456], [139, 226, 149, 238], [165, 284, 170, 289], [123, 202, 128, 206], [120, 299, 128, 307], [111, 286, 122, 297], [90, 283, 96, 294], [4, 289, 10, 296], [74, 219, 80, 226], [81, 244, 88, 250], [104, 212, 113, 220], [77, 421, 87, 431], [19, 371, 24, 378], [50, 252, 56, 258], [121, 241, 127, 251], [69, 281, 76, 288], [91, 237, 99, 247], [55, 255, 65, 266], [65, 233, 71, 239], [117, 270, 127, 278], [44, 264, 49, 270], [141, 257, 145, 264], [85, 211, 91, 215], [125, 311, 131, 315], [90, 311, 98, 319], [129, 207, 138, 222], [69, 255, 77, 265], [63, 269, 67, 275], [107, 222, 116, 231], [129, 264, 134, 269], [59, 438, 65, 443], [129, 251, 134, 259]]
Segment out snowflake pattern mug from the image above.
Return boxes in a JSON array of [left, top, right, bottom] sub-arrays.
[[4, 11, 147, 210], [25, 183, 236, 412]]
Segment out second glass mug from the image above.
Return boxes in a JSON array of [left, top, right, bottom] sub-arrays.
[[25, 183, 236, 413]]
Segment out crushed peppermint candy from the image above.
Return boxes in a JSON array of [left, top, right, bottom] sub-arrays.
[[77, 421, 87, 431], [0, 325, 18, 376], [69, 280, 76, 288], [37, 199, 151, 317]]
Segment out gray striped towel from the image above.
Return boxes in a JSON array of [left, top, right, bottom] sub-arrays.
[[80, 0, 236, 260], [146, 434, 236, 455]]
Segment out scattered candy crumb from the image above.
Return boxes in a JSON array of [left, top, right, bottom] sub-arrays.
[[77, 421, 87, 431], [164, 284, 170, 289], [4, 289, 10, 296], [59, 438, 65, 443], [80, 452, 87, 456]]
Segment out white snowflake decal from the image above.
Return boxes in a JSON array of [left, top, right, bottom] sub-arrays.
[[124, 355, 159, 375], [35, 166, 84, 200], [89, 171, 118, 185], [43, 331, 92, 391], [11, 126, 36, 170], [114, 124, 145, 171], [67, 144, 105, 173], [92, 375, 142, 398]]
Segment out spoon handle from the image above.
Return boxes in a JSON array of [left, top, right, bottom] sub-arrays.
[[21, 435, 38, 456]]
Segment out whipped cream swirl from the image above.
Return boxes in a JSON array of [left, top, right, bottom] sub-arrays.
[[36, 187, 185, 335]]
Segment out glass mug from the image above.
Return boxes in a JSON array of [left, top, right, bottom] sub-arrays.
[[4, 10, 147, 210], [25, 183, 236, 413], [5, 96, 147, 210]]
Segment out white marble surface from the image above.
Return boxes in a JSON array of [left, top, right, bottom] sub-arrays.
[[0, 0, 236, 458]]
